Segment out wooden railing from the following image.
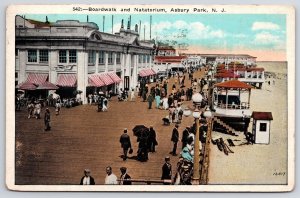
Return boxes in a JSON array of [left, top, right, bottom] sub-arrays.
[[117, 179, 172, 185]]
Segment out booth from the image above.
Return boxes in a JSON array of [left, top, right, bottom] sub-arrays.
[[251, 111, 273, 144]]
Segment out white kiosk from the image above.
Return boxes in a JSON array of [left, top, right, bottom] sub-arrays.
[[252, 112, 273, 144]]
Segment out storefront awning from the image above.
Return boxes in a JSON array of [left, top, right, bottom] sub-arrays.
[[88, 75, 105, 87], [139, 68, 156, 77], [26, 73, 48, 85], [56, 74, 77, 87], [98, 73, 114, 85], [36, 81, 59, 90], [107, 72, 122, 83], [17, 82, 37, 90]]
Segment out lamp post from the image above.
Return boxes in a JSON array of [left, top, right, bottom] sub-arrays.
[[201, 107, 214, 184], [191, 92, 203, 185]]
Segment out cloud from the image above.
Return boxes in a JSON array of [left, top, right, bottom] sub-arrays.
[[150, 20, 225, 42], [252, 22, 280, 31], [254, 31, 280, 44]]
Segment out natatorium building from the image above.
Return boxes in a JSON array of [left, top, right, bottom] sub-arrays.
[[15, 15, 154, 103]]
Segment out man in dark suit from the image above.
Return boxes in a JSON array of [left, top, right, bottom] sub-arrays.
[[171, 124, 179, 156], [119, 128, 132, 161], [161, 156, 172, 184], [80, 169, 95, 185], [119, 167, 132, 185]]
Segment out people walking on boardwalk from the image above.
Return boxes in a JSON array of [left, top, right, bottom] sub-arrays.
[[34, 101, 41, 119], [27, 101, 34, 119], [162, 96, 169, 110], [171, 124, 179, 156], [137, 131, 149, 162], [44, 108, 51, 131], [102, 97, 108, 112], [55, 97, 61, 115], [119, 167, 132, 185], [148, 126, 157, 153], [169, 105, 175, 123], [130, 88, 136, 101], [119, 128, 132, 161], [104, 166, 118, 184], [181, 127, 190, 149], [147, 93, 154, 109], [155, 85, 161, 109], [80, 169, 95, 185], [161, 156, 172, 184]]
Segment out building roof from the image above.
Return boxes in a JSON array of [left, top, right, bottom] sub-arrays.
[[27, 19, 51, 28], [155, 56, 187, 63], [214, 80, 253, 89], [180, 53, 257, 59], [252, 112, 273, 120]]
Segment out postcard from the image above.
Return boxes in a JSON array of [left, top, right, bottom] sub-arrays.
[[6, 4, 295, 192]]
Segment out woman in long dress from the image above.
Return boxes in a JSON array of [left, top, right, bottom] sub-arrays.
[[162, 96, 169, 110]]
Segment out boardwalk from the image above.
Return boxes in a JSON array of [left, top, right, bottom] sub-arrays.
[[15, 70, 206, 185]]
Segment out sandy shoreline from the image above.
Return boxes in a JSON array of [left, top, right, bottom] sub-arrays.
[[208, 61, 288, 184]]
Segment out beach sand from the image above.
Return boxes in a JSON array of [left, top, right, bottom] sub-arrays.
[[208, 61, 288, 184]]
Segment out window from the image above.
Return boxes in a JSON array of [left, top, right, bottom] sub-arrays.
[[108, 52, 114, 65], [88, 51, 95, 65], [28, 49, 37, 62], [139, 55, 142, 63], [259, 123, 267, 132], [15, 48, 19, 57], [59, 50, 67, 63], [99, 51, 105, 65], [59, 50, 77, 64], [146, 55, 150, 63], [143, 55, 146, 63], [116, 52, 121, 64], [15, 72, 18, 78], [39, 50, 49, 63], [69, 50, 77, 63]]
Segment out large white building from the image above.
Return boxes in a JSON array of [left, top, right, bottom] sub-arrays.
[[15, 15, 154, 103]]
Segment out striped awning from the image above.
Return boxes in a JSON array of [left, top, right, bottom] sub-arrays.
[[149, 68, 156, 75], [56, 74, 77, 87], [26, 73, 48, 85], [17, 82, 37, 90], [36, 81, 59, 90], [139, 69, 155, 77], [98, 73, 114, 85], [88, 75, 105, 87], [107, 72, 122, 83]]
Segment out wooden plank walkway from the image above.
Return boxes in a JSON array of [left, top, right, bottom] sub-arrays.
[[15, 69, 206, 185]]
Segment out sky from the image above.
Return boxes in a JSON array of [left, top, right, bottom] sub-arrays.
[[24, 14, 286, 61]]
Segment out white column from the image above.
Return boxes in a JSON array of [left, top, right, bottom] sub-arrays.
[[95, 52, 99, 73], [77, 50, 88, 104], [18, 49, 27, 83], [104, 52, 108, 73], [119, 53, 125, 90], [49, 50, 58, 83], [131, 54, 138, 89]]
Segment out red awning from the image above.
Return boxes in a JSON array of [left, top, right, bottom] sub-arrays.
[[26, 73, 48, 85], [88, 75, 105, 87], [107, 72, 122, 83], [139, 69, 148, 77], [36, 81, 59, 90], [139, 69, 155, 77], [149, 68, 156, 75], [98, 73, 114, 85], [56, 74, 77, 87], [214, 80, 253, 89], [17, 82, 37, 90]]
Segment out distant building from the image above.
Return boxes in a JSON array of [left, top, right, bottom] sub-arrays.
[[180, 53, 257, 66], [15, 15, 154, 103]]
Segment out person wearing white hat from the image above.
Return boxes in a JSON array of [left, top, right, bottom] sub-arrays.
[[80, 169, 95, 185]]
